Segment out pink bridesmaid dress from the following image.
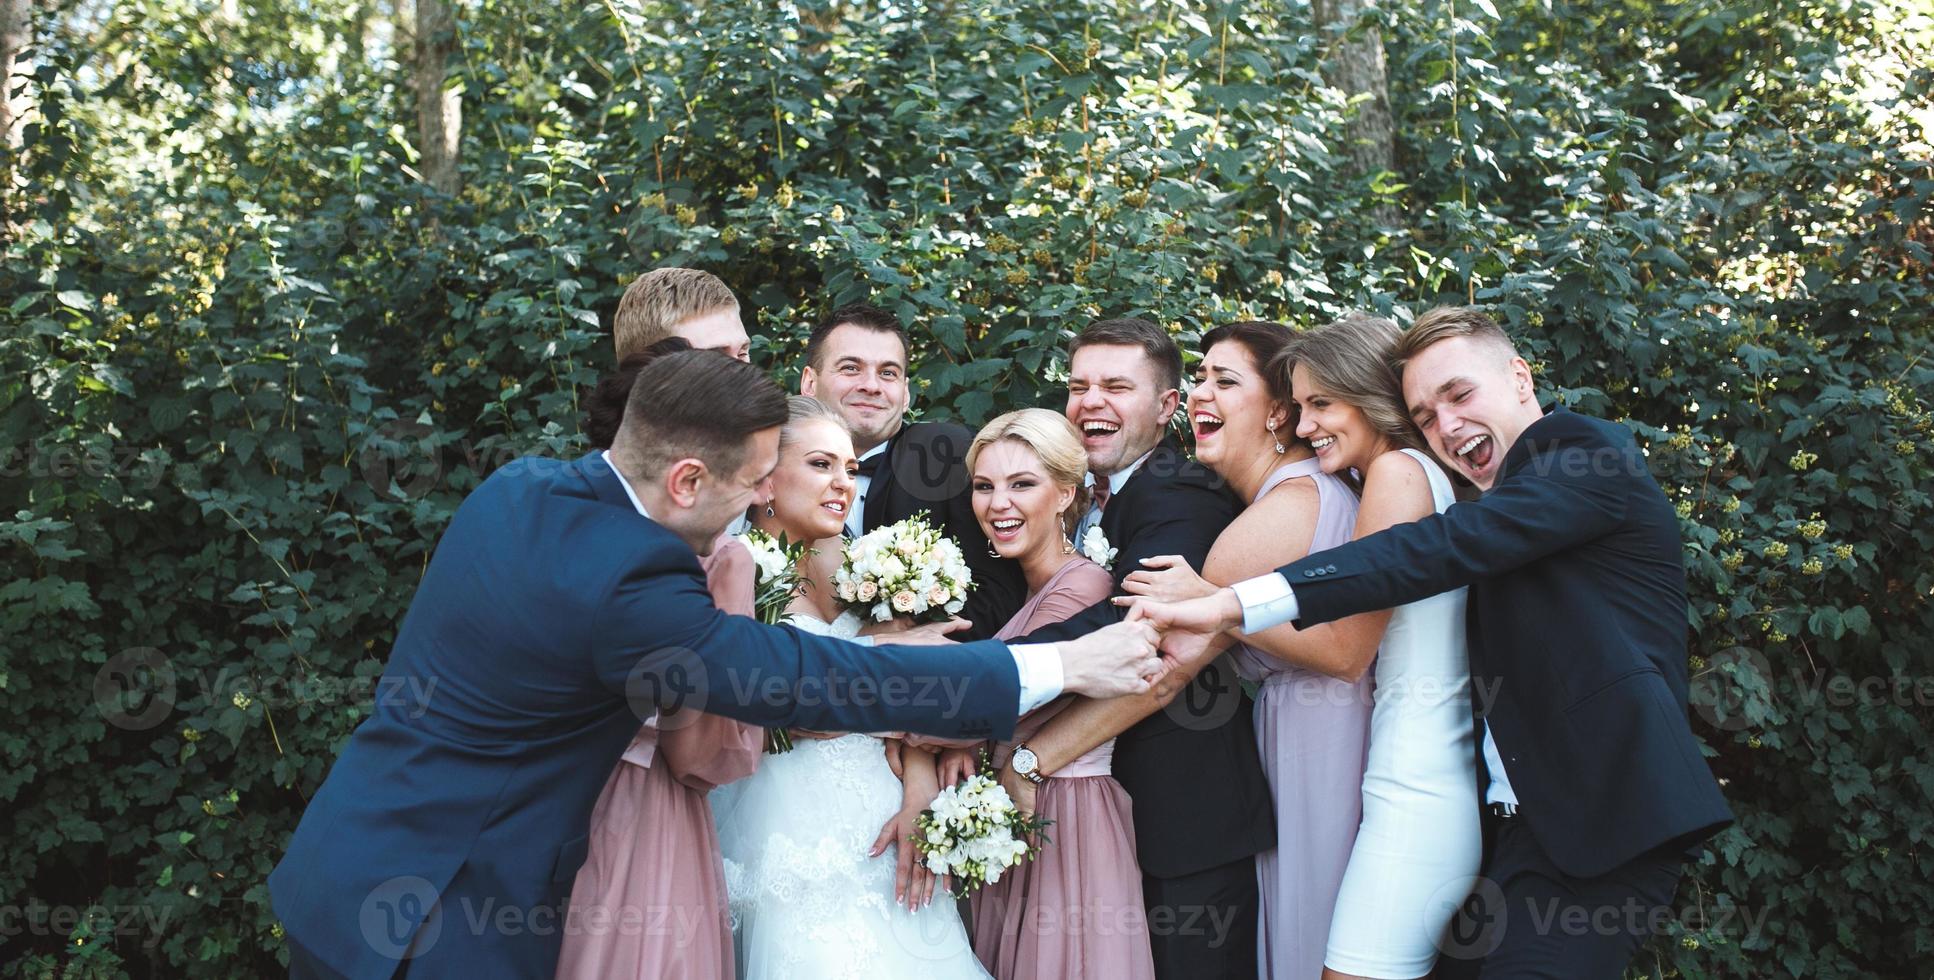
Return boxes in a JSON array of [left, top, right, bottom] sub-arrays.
[[970, 557, 1156, 980], [555, 535, 764, 980]]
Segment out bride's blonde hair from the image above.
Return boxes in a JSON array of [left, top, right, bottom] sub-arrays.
[[966, 409, 1091, 538], [778, 395, 851, 454]]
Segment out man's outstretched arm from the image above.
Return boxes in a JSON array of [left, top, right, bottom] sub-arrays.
[[1134, 430, 1634, 639], [592, 561, 1165, 738]]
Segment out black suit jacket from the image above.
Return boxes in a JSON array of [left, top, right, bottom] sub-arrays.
[[1279, 407, 1733, 877], [863, 421, 1029, 641], [1020, 439, 1275, 878]]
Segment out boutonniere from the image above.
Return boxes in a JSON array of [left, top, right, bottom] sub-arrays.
[[1079, 526, 1117, 570]]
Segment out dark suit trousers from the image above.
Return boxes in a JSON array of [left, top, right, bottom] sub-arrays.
[[1141, 855, 1259, 980], [1440, 817, 1683, 980]]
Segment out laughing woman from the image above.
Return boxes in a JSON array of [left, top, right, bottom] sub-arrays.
[[1123, 320, 1372, 980], [965, 409, 1154, 980], [1287, 316, 1481, 980]]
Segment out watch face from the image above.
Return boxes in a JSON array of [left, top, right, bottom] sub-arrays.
[[1012, 748, 1037, 773]]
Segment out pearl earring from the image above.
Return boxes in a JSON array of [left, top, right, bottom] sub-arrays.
[[1268, 420, 1285, 455]]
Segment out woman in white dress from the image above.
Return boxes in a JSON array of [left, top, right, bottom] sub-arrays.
[[712, 396, 992, 980], [1287, 315, 1482, 980]]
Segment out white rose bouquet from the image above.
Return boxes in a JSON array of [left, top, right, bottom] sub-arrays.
[[912, 772, 1051, 894], [833, 511, 972, 624], [736, 528, 811, 753]]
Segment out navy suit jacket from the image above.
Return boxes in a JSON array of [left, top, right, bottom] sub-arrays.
[[269, 452, 1020, 978], [1276, 407, 1732, 877]]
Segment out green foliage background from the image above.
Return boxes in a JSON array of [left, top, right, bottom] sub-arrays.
[[3, 0, 1931, 975]]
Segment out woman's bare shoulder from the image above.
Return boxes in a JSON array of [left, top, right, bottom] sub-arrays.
[[1362, 450, 1436, 512]]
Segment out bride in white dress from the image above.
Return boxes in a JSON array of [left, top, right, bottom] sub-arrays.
[[712, 397, 990, 980]]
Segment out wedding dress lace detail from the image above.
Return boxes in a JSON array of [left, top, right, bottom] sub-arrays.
[[711, 610, 988, 980]]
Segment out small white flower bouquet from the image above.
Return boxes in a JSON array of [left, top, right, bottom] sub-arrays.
[[1079, 525, 1117, 570], [912, 773, 1051, 893], [737, 528, 809, 626], [833, 512, 972, 624], [736, 528, 810, 753]]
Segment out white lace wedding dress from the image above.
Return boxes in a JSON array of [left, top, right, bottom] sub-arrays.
[[710, 609, 990, 980]]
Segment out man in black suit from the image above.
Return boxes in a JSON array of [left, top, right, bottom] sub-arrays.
[[1000, 318, 1273, 979], [1132, 307, 1733, 979], [799, 303, 1027, 639]]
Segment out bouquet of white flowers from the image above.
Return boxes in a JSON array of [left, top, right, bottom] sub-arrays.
[[833, 511, 972, 624], [738, 528, 808, 625], [912, 772, 1050, 893], [736, 528, 811, 753]]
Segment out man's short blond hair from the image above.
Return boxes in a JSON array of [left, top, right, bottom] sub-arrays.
[[612, 268, 740, 358], [1393, 305, 1519, 374]]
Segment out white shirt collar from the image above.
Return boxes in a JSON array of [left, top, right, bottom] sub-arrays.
[[856, 439, 889, 463], [1092, 447, 1155, 498], [602, 450, 652, 519]]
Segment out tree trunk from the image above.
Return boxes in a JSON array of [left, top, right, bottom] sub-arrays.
[[1312, 0, 1397, 224], [412, 0, 460, 195], [0, 0, 31, 156]]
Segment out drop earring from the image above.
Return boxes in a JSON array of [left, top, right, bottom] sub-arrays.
[[765, 504, 775, 517], [1268, 419, 1285, 455], [1062, 514, 1076, 554]]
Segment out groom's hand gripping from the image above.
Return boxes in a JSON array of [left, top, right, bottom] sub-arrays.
[[1054, 620, 1163, 698], [1125, 588, 1245, 700]]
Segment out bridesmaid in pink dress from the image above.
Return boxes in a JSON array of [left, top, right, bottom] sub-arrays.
[[556, 346, 764, 980], [959, 409, 1157, 980]]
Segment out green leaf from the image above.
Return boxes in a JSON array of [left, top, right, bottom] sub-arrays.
[[1807, 607, 1844, 640]]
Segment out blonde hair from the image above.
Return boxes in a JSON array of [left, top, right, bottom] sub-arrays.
[[1275, 312, 1431, 458], [778, 395, 850, 456], [967, 409, 1091, 537], [1392, 305, 1519, 373], [613, 268, 740, 358]]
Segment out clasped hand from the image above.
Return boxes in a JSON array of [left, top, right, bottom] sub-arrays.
[[1115, 556, 1250, 701]]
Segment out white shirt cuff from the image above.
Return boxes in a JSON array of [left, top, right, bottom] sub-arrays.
[[1231, 573, 1300, 634], [849, 635, 876, 647], [1006, 643, 1064, 715]]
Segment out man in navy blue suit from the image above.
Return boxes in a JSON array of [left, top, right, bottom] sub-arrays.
[[1131, 308, 1732, 978], [269, 351, 1163, 979]]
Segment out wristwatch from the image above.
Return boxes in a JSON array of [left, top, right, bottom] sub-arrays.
[[1010, 744, 1047, 785]]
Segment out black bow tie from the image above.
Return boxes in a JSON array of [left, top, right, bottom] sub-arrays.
[[856, 450, 886, 478]]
